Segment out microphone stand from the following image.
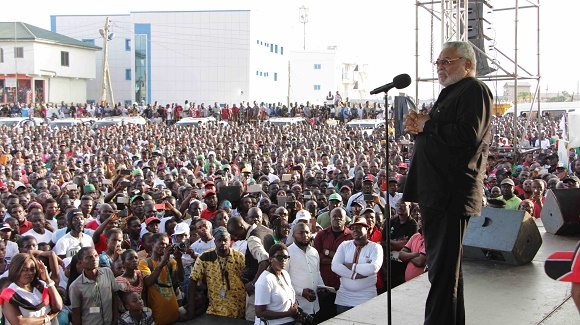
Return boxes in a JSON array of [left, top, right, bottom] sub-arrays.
[[382, 92, 392, 325]]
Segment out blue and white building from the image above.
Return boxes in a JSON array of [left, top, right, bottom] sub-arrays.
[[51, 10, 289, 106]]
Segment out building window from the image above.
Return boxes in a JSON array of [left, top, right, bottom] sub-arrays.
[[314, 85, 321, 90], [274, 73, 277, 81], [125, 39, 131, 51], [260, 72, 263, 76], [126, 69, 132, 80], [314, 64, 321, 70], [82, 39, 95, 45], [260, 41, 263, 45], [14, 47, 24, 58], [257, 40, 260, 44], [61, 51, 69, 66], [0, 48, 3, 63], [270, 44, 273, 52], [265, 72, 268, 77], [256, 71, 259, 76], [281, 47, 284, 55], [275, 45, 278, 53]]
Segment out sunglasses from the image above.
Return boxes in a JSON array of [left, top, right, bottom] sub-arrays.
[[273, 255, 290, 262]]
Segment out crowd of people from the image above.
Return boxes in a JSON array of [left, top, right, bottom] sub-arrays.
[[0, 93, 577, 325]]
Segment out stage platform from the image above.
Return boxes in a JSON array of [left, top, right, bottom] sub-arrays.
[[322, 219, 580, 325]]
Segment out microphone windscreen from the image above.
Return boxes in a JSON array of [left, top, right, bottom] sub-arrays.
[[393, 74, 412, 89]]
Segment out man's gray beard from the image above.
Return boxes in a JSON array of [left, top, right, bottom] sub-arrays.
[[438, 70, 465, 87]]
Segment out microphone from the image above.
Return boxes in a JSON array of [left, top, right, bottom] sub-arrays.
[[370, 74, 412, 95]]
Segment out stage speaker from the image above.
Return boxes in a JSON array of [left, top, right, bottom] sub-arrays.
[[541, 188, 580, 235], [463, 207, 542, 265], [465, 0, 496, 76]]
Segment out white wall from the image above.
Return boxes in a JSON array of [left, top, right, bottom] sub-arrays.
[[49, 77, 88, 104], [288, 50, 336, 105], [53, 10, 291, 106]]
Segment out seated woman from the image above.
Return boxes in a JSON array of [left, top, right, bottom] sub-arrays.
[[0, 253, 63, 324]]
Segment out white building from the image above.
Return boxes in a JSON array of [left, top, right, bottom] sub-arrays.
[[51, 11, 289, 106], [0, 22, 100, 105]]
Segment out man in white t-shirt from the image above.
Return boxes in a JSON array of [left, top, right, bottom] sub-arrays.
[[22, 212, 53, 245], [331, 216, 383, 314], [190, 219, 215, 257], [53, 210, 94, 258]]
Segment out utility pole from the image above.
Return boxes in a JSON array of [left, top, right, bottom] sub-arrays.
[[99, 17, 115, 106], [299, 6, 309, 51]]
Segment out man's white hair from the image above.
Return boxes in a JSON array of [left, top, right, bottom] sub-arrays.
[[442, 41, 477, 77]]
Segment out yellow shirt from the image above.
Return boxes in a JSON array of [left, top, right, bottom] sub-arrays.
[[138, 258, 179, 325], [190, 248, 246, 318]]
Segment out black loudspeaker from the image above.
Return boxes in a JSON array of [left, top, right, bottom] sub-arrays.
[[466, 0, 496, 76], [463, 207, 542, 265], [541, 188, 580, 235]]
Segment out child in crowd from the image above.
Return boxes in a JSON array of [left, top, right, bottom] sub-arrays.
[[118, 291, 154, 325]]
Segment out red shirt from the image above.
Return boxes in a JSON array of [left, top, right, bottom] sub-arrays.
[[85, 219, 100, 231], [19, 220, 33, 234], [313, 227, 352, 289], [94, 234, 107, 254], [200, 208, 218, 221]]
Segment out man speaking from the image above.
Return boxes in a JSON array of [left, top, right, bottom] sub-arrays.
[[403, 41, 492, 325]]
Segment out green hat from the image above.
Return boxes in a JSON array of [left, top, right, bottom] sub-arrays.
[[83, 184, 96, 192], [328, 193, 342, 202], [348, 217, 369, 228], [130, 195, 145, 205], [196, 154, 204, 159]]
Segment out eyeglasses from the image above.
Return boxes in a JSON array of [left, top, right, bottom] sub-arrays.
[[433, 57, 464, 66], [274, 255, 290, 262]]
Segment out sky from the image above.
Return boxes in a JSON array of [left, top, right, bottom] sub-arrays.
[[2, 0, 578, 102]]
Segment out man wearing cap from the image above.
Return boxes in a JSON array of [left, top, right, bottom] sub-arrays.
[[313, 208, 352, 322], [53, 210, 94, 258], [345, 174, 385, 215], [397, 162, 408, 176], [563, 175, 580, 189], [200, 189, 219, 220], [331, 216, 383, 314], [499, 178, 522, 210], [317, 193, 350, 229], [187, 226, 246, 319]]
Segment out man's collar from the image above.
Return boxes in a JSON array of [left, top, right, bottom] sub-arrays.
[[245, 223, 258, 239]]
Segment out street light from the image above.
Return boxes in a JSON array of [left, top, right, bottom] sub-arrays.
[[299, 6, 309, 51]]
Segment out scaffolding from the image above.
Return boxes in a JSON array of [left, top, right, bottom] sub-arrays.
[[414, 0, 541, 148]]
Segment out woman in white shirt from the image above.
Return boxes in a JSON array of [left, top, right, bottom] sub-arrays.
[[254, 243, 298, 325], [0, 253, 63, 324]]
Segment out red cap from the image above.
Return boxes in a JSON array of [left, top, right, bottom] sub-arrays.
[[398, 163, 408, 169], [203, 189, 217, 198], [205, 181, 215, 187], [145, 216, 160, 226]]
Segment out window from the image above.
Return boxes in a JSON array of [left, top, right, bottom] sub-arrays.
[[270, 44, 273, 52], [275, 45, 278, 53], [256, 71, 259, 76], [265, 72, 268, 77], [61, 51, 69, 66], [260, 72, 263, 76], [125, 39, 131, 51], [274, 73, 277, 81], [314, 64, 321, 70], [125, 69, 132, 80], [260, 41, 263, 45], [314, 85, 321, 90], [281, 47, 284, 55], [82, 39, 95, 45], [14, 47, 24, 58], [257, 40, 260, 44], [0, 48, 3, 63]]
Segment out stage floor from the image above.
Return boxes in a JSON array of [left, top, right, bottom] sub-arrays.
[[322, 219, 580, 325]]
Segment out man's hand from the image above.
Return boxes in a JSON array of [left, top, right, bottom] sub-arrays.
[[404, 111, 430, 134], [244, 282, 255, 295], [302, 288, 317, 302]]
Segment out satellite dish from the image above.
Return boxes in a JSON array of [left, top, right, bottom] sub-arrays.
[[99, 29, 105, 37], [108, 32, 115, 41]]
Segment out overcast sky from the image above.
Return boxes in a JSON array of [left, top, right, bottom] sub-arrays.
[[2, 0, 578, 101]]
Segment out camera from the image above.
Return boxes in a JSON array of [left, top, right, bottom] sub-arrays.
[[172, 239, 189, 253], [295, 306, 315, 325]]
